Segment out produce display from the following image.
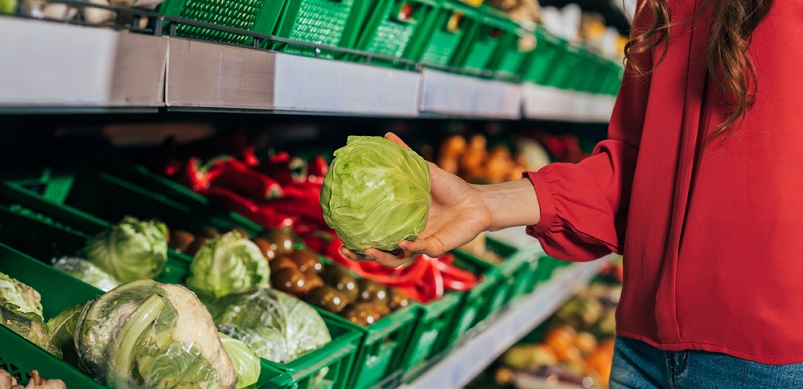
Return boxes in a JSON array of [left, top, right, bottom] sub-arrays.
[[321, 136, 431, 255], [0, 368, 66, 389], [158, 138, 480, 306], [480, 258, 622, 388], [436, 134, 528, 184]]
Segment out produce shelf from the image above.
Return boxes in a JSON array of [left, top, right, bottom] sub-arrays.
[[0, 15, 617, 122], [398, 257, 610, 388]]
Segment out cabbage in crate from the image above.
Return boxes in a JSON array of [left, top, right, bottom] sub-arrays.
[[321, 136, 431, 254], [75, 280, 237, 389]]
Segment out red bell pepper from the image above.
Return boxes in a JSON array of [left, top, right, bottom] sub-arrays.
[[265, 197, 325, 226], [203, 186, 258, 214], [204, 186, 295, 228], [308, 156, 328, 178], [241, 147, 260, 167], [178, 157, 220, 192], [207, 158, 282, 200], [256, 152, 307, 186], [280, 182, 322, 200]]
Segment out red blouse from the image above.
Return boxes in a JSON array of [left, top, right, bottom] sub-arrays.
[[527, 0, 803, 364]]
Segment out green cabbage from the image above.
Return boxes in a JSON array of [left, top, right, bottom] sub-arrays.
[[47, 303, 86, 367], [186, 231, 270, 303], [0, 302, 61, 357], [219, 333, 261, 389], [74, 280, 237, 389], [209, 288, 331, 364], [82, 217, 168, 283], [0, 271, 43, 317], [53, 257, 121, 292], [321, 136, 431, 254]]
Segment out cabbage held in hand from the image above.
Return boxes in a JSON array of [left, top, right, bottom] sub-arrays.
[[83, 217, 168, 283], [321, 136, 431, 254], [186, 231, 270, 303], [75, 280, 237, 389]]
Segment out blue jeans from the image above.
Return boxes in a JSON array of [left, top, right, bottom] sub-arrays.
[[610, 337, 803, 388]]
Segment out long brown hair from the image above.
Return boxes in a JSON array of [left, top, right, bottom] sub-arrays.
[[624, 0, 774, 137]]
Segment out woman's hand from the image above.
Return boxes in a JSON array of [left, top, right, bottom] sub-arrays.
[[340, 132, 540, 268]]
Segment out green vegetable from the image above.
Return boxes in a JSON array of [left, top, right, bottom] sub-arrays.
[[321, 136, 431, 254], [0, 271, 43, 318], [186, 231, 270, 303], [210, 288, 331, 363], [47, 303, 86, 366], [0, 302, 61, 357], [220, 333, 261, 389], [75, 280, 237, 389], [53, 257, 121, 292], [0, 0, 17, 14], [83, 217, 168, 283]]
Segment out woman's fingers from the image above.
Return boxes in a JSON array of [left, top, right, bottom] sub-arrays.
[[384, 132, 412, 150], [398, 237, 447, 258], [364, 248, 410, 268], [340, 246, 412, 268]]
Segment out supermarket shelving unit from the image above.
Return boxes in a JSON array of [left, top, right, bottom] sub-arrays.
[[0, 16, 616, 122], [0, 8, 618, 388]]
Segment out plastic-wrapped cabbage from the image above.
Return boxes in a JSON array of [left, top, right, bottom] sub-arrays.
[[53, 257, 121, 292], [75, 280, 237, 389], [186, 231, 270, 303], [0, 302, 61, 357], [210, 288, 331, 363], [321, 136, 431, 254], [83, 217, 168, 283], [0, 271, 43, 317], [219, 333, 261, 389], [47, 303, 86, 366]]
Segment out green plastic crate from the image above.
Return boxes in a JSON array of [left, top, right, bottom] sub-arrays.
[[491, 28, 535, 79], [431, 252, 504, 353], [352, 0, 439, 65], [0, 244, 105, 389], [0, 243, 288, 388], [398, 292, 461, 372], [261, 309, 361, 389], [451, 5, 520, 72], [95, 160, 263, 233], [416, 0, 477, 66], [0, 205, 360, 389], [324, 306, 418, 389], [157, 0, 285, 46], [269, 0, 362, 57], [522, 26, 568, 86]]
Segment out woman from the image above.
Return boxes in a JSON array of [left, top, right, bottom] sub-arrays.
[[343, 0, 803, 386]]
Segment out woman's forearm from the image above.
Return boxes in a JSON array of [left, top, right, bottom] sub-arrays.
[[474, 178, 540, 231]]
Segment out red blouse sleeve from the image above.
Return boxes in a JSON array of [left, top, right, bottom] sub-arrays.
[[526, 14, 654, 261]]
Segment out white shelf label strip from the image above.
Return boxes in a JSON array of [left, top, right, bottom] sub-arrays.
[[419, 69, 522, 119]]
